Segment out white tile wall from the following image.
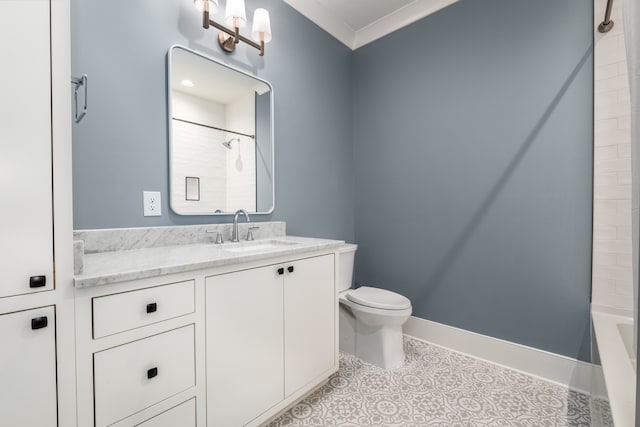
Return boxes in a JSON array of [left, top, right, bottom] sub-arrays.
[[592, 0, 633, 311], [172, 92, 228, 214], [170, 90, 257, 214], [225, 92, 257, 212]]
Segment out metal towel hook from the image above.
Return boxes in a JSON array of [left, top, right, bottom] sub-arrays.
[[71, 74, 88, 123]]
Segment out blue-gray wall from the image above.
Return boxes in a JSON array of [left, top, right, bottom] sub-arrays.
[[72, 0, 595, 361], [352, 0, 593, 361], [71, 0, 354, 241]]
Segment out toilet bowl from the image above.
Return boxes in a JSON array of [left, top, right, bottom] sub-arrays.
[[338, 244, 412, 369]]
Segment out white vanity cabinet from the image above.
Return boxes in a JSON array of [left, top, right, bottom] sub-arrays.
[[0, 0, 74, 425], [75, 277, 201, 427], [0, 306, 57, 427], [205, 253, 336, 427], [74, 240, 339, 427], [0, 1, 58, 418]]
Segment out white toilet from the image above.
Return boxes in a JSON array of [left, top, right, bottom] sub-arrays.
[[338, 244, 412, 369]]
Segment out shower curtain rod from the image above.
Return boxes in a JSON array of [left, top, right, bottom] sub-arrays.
[[172, 117, 255, 139], [598, 0, 614, 33]]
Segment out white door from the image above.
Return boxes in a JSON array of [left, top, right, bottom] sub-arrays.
[[0, 0, 54, 298], [0, 306, 57, 426], [284, 254, 335, 396], [205, 265, 284, 426]]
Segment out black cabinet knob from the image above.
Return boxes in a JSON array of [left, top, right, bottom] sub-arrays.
[[146, 303, 157, 313], [277, 267, 284, 275], [29, 276, 46, 288], [147, 367, 158, 379], [31, 316, 48, 330], [287, 266, 294, 273]]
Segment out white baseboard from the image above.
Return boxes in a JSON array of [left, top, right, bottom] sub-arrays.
[[403, 316, 606, 396]]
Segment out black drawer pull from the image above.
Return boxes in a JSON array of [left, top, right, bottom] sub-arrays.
[[147, 367, 158, 379], [287, 266, 294, 273], [29, 276, 46, 288], [146, 303, 157, 313], [277, 267, 284, 275], [31, 316, 48, 330]]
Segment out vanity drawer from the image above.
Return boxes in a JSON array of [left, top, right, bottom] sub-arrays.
[[93, 325, 196, 427], [92, 280, 195, 338], [136, 398, 196, 427]]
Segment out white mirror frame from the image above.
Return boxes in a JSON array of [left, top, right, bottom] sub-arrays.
[[167, 44, 275, 215]]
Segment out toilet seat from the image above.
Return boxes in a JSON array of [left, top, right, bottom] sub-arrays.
[[345, 286, 411, 310]]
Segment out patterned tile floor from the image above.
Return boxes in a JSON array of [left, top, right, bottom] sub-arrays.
[[268, 338, 613, 427]]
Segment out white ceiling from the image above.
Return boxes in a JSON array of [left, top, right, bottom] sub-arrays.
[[172, 47, 269, 103], [283, 0, 459, 50]]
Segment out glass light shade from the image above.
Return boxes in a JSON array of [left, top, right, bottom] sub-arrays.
[[224, 0, 247, 28], [194, 0, 218, 13], [251, 8, 272, 43]]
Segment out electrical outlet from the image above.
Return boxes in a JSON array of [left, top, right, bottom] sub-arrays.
[[143, 191, 162, 217]]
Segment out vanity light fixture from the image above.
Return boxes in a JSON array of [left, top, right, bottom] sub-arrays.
[[194, 0, 272, 56]]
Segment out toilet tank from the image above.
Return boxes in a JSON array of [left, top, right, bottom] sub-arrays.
[[337, 244, 357, 292]]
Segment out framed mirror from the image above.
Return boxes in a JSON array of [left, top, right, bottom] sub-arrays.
[[168, 45, 274, 215]]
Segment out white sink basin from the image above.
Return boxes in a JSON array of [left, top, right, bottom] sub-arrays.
[[222, 239, 299, 254]]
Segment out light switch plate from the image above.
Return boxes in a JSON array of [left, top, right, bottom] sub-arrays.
[[143, 191, 162, 217]]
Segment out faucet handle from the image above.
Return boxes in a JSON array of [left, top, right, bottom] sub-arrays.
[[206, 228, 224, 244], [246, 226, 260, 241]]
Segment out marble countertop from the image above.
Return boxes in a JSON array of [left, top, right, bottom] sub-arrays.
[[74, 236, 345, 288]]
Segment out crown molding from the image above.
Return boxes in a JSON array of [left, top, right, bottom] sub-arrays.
[[283, 0, 355, 48], [284, 0, 458, 50], [353, 0, 458, 49]]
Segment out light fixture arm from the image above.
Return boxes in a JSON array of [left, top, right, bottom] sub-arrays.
[[201, 9, 265, 56], [206, 17, 265, 56]]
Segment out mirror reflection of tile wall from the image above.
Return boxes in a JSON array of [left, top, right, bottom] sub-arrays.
[[172, 91, 256, 213], [225, 93, 256, 211]]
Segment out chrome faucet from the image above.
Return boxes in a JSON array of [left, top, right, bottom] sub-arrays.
[[231, 209, 251, 242]]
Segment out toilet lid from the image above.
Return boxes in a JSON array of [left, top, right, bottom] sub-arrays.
[[346, 286, 411, 310]]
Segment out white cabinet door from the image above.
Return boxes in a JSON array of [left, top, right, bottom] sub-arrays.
[[284, 254, 335, 396], [0, 0, 54, 298], [205, 266, 284, 426], [0, 306, 57, 426]]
